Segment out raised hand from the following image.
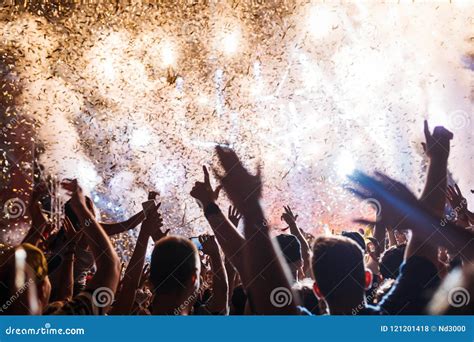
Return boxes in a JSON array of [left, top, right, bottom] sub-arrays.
[[190, 166, 222, 208], [228, 205, 242, 228], [421, 120, 453, 160], [141, 202, 169, 242], [446, 184, 472, 226], [446, 184, 467, 211], [281, 205, 298, 227], [349, 171, 419, 230], [214, 146, 262, 217], [110, 200, 163, 315], [200, 234, 220, 256], [61, 179, 87, 212], [148, 191, 159, 200]]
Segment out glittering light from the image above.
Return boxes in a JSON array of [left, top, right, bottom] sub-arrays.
[[0, 2, 472, 247], [130, 127, 152, 149], [220, 29, 240, 56], [197, 95, 209, 105], [161, 41, 176, 67], [336, 151, 356, 179], [99, 56, 116, 81], [428, 109, 450, 129], [307, 6, 338, 39], [75, 160, 102, 194]]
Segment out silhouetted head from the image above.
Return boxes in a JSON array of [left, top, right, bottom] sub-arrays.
[[341, 231, 366, 253], [380, 244, 406, 279], [311, 236, 372, 314], [275, 234, 302, 281], [150, 235, 200, 296]]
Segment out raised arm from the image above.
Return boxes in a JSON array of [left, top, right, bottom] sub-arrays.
[[281, 206, 311, 277], [61, 179, 120, 293], [215, 146, 298, 315], [413, 121, 452, 263], [111, 201, 166, 315], [50, 217, 78, 302], [101, 211, 146, 236], [200, 235, 229, 314], [420, 120, 452, 216], [351, 171, 474, 314], [190, 167, 247, 278], [372, 220, 388, 252], [351, 172, 474, 264]]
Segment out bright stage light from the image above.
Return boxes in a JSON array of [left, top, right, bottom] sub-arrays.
[[336, 150, 355, 178], [161, 41, 176, 67], [130, 127, 152, 148], [74, 159, 102, 193], [197, 95, 209, 105], [221, 29, 240, 56], [307, 6, 338, 39], [98, 56, 116, 81], [428, 110, 450, 129], [5, 3, 471, 240]]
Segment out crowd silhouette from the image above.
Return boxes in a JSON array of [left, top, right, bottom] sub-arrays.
[[0, 120, 473, 315]]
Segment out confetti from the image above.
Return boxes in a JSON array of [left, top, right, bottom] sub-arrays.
[[0, 2, 472, 256]]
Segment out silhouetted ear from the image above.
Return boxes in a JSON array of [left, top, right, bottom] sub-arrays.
[[364, 269, 373, 290], [312, 281, 323, 299]]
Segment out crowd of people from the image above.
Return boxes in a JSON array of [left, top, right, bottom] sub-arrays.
[[0, 120, 473, 315]]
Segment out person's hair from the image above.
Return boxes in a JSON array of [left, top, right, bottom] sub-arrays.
[[341, 231, 366, 252], [275, 234, 302, 265], [149, 235, 199, 294], [311, 236, 365, 306], [379, 244, 406, 279]]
